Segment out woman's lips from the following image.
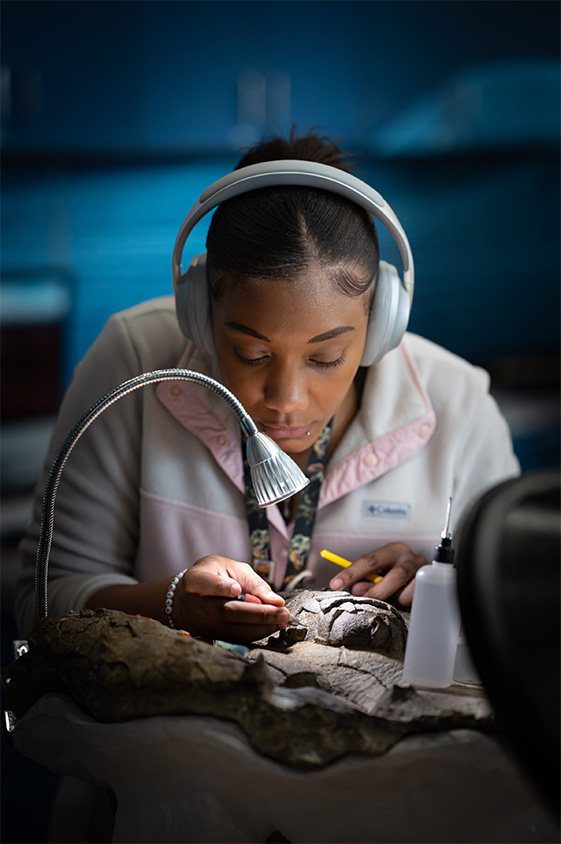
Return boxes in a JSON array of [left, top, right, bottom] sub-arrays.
[[261, 424, 310, 440]]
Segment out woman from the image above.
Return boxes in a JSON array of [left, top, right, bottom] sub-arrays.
[[16, 131, 519, 641]]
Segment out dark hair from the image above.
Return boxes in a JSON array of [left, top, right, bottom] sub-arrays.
[[206, 129, 379, 305]]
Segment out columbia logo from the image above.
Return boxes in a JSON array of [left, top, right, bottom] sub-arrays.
[[362, 501, 411, 519]]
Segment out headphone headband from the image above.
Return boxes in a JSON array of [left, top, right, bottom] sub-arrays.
[[172, 159, 414, 304]]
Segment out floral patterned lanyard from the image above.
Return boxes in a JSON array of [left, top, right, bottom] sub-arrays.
[[243, 421, 332, 589]]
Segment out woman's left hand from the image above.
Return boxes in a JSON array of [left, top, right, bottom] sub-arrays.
[[328, 542, 427, 607]]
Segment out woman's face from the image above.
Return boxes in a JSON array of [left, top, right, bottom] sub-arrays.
[[212, 261, 370, 458]]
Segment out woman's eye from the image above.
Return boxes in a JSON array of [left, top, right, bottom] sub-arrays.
[[311, 355, 345, 369], [234, 348, 345, 369], [234, 349, 268, 366]]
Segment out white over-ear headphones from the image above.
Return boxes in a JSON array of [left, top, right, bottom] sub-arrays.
[[172, 159, 414, 366]]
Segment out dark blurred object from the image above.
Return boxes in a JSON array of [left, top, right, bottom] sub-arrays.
[[1, 269, 73, 538], [487, 353, 560, 391], [488, 353, 560, 474], [1, 269, 72, 420], [456, 470, 560, 822], [2, 321, 62, 419]]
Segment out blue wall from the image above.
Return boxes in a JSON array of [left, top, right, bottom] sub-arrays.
[[2, 1, 559, 152], [2, 0, 559, 383]]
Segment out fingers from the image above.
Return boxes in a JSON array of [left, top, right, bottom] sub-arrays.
[[237, 576, 285, 607], [182, 557, 241, 598], [177, 555, 288, 643], [222, 597, 290, 627], [179, 592, 290, 644], [350, 579, 415, 608], [183, 555, 285, 606], [192, 595, 289, 627], [329, 543, 427, 607], [394, 580, 416, 608], [348, 581, 371, 597]]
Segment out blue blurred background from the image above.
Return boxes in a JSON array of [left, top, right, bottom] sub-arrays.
[[2, 3, 560, 385], [1, 1, 560, 840]]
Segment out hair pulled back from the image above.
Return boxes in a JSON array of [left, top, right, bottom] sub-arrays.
[[206, 129, 379, 304]]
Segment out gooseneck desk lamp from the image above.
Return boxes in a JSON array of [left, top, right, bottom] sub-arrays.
[[34, 368, 310, 621]]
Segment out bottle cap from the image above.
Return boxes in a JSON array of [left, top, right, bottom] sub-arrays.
[[434, 536, 455, 564]]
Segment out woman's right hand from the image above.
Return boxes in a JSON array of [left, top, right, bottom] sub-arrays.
[[175, 555, 290, 643]]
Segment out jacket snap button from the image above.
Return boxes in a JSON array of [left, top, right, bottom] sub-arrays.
[[419, 424, 431, 438], [170, 385, 182, 397], [364, 452, 378, 467], [217, 435, 227, 446]]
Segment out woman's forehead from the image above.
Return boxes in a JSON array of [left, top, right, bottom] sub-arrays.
[[221, 261, 366, 304], [214, 272, 367, 339]]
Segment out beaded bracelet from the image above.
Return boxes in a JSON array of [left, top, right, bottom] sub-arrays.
[[165, 568, 188, 629]]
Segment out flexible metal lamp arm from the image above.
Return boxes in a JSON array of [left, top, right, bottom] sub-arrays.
[[34, 368, 309, 622]]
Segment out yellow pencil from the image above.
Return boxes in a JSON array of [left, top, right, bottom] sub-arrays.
[[320, 549, 383, 584]]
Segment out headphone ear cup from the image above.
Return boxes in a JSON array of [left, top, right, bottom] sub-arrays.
[[360, 261, 411, 366], [174, 252, 215, 357]]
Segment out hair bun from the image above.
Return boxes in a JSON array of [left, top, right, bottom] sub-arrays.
[[235, 127, 355, 173]]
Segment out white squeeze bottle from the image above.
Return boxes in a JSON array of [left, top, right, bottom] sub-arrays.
[[402, 497, 460, 688]]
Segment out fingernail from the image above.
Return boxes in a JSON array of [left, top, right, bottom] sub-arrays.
[[330, 578, 343, 590], [229, 582, 241, 596], [276, 610, 290, 623]]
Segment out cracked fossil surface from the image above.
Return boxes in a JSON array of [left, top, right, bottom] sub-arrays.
[[4, 593, 492, 768], [273, 590, 408, 655], [246, 591, 488, 723]]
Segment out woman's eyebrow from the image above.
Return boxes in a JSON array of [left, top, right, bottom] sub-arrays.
[[307, 326, 355, 344], [224, 322, 355, 344], [225, 322, 270, 341]]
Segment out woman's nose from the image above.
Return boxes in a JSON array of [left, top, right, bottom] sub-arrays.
[[263, 366, 309, 413]]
